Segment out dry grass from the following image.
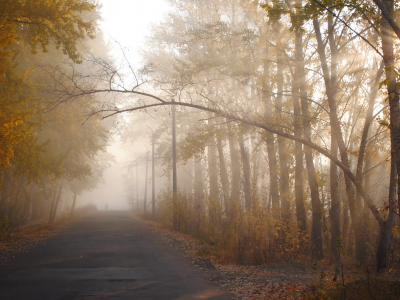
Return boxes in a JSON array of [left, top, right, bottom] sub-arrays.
[[140, 214, 400, 300]]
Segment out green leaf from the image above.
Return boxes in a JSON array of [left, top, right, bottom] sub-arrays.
[[379, 78, 391, 89]]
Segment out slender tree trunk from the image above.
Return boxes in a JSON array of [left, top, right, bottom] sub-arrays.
[[377, 154, 397, 271], [363, 141, 373, 222], [330, 134, 341, 260], [296, 20, 323, 259], [143, 151, 149, 213], [194, 160, 205, 213], [70, 193, 77, 216], [353, 61, 384, 260], [262, 47, 280, 220], [238, 129, 252, 212], [207, 118, 219, 223], [377, 0, 400, 271], [48, 186, 57, 223], [228, 124, 241, 215], [275, 48, 291, 221], [291, 66, 307, 233], [217, 132, 230, 216], [49, 184, 63, 224], [136, 163, 139, 211], [172, 103, 179, 230], [315, 17, 372, 264], [251, 138, 260, 203], [152, 133, 156, 219]]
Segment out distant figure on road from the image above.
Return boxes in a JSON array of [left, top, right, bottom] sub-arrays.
[[105, 203, 108, 211]]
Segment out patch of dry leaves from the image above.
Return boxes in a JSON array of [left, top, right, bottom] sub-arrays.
[[0, 218, 72, 265]]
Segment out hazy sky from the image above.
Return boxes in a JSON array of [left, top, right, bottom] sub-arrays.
[[100, 0, 171, 65], [79, 0, 171, 210]]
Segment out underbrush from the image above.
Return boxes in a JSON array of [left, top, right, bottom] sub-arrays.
[[147, 191, 400, 300], [152, 190, 312, 265], [303, 272, 400, 300]]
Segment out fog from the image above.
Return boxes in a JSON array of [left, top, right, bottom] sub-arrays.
[[75, 0, 172, 210], [1, 0, 399, 276]]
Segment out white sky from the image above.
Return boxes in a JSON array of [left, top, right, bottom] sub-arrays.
[[79, 0, 171, 210], [100, 0, 171, 66]]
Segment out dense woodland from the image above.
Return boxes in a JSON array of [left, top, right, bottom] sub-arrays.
[[0, 1, 112, 231], [1, 0, 400, 283]]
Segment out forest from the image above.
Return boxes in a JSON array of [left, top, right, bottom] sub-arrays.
[[1, 0, 400, 299]]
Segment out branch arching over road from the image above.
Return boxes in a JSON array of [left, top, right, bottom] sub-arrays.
[[78, 87, 384, 228]]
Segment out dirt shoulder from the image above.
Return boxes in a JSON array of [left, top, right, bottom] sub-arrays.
[[139, 218, 326, 299], [0, 217, 73, 266]]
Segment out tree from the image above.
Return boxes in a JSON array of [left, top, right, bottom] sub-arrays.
[[44, 0, 398, 270], [0, 0, 99, 182]]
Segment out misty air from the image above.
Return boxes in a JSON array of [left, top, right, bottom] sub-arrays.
[[1, 1, 400, 299]]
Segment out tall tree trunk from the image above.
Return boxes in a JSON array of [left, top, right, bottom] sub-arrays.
[[217, 132, 230, 216], [152, 132, 156, 219], [353, 61, 384, 260], [238, 129, 252, 212], [275, 47, 291, 221], [172, 103, 179, 230], [262, 47, 280, 220], [70, 193, 77, 216], [207, 118, 219, 223], [144, 151, 149, 212], [291, 65, 307, 233], [194, 160, 205, 214], [314, 17, 366, 263], [251, 138, 260, 203], [363, 140, 373, 223], [49, 184, 63, 224], [296, 19, 323, 260], [48, 186, 57, 223], [136, 163, 139, 211], [330, 134, 341, 260], [377, 0, 400, 271], [228, 124, 241, 215]]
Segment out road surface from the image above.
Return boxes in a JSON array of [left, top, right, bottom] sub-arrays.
[[0, 211, 232, 300]]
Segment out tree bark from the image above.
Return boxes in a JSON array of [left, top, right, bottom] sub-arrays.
[[238, 129, 252, 212], [296, 20, 323, 260], [330, 134, 341, 260], [217, 131, 230, 215], [207, 118, 219, 223], [152, 132, 156, 219], [376, 0, 400, 271], [194, 160, 205, 214], [172, 103, 179, 230], [228, 124, 241, 215], [275, 48, 291, 221], [144, 151, 149, 213], [262, 47, 280, 220], [291, 65, 307, 233]]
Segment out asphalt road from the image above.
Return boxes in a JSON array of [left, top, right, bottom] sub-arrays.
[[0, 211, 232, 300]]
